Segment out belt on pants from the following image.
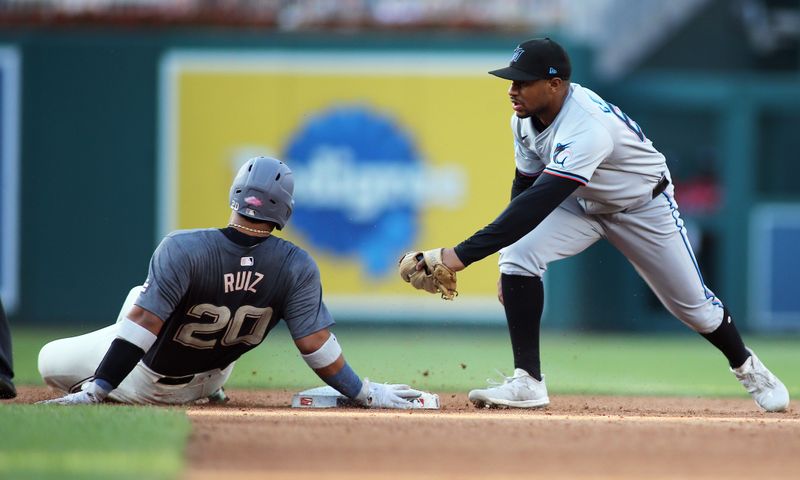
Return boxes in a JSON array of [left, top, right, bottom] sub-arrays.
[[156, 374, 195, 385], [652, 176, 670, 198]]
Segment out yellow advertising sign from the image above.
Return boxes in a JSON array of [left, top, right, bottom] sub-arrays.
[[159, 51, 515, 321]]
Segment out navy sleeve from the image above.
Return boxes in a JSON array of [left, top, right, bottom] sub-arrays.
[[454, 173, 580, 267], [510, 168, 541, 201]]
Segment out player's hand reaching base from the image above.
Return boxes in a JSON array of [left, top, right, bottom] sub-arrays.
[[38, 381, 109, 406], [356, 379, 422, 409], [382, 383, 425, 399]]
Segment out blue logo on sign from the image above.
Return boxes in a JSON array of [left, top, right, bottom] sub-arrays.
[[283, 105, 421, 277]]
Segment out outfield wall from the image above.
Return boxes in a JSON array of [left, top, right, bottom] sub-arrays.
[[0, 28, 797, 331]]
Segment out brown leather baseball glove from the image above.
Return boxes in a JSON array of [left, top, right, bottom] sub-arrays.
[[398, 249, 458, 300]]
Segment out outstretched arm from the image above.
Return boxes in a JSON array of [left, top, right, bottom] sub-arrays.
[[447, 173, 581, 270], [295, 329, 420, 409]]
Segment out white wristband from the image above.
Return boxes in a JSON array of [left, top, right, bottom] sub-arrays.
[[117, 318, 157, 352], [301, 333, 342, 369]]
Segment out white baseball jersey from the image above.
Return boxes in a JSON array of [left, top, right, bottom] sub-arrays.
[[498, 83, 724, 334], [512, 83, 670, 214]]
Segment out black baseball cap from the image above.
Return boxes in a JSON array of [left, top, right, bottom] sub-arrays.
[[489, 38, 571, 81]]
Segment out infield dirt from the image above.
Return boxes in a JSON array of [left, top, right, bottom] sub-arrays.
[[16, 387, 800, 479]]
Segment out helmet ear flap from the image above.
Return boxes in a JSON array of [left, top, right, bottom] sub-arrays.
[[229, 157, 294, 229]]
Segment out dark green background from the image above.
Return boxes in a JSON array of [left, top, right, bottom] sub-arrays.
[[2, 21, 798, 330]]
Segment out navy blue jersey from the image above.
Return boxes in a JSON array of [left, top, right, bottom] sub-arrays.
[[135, 229, 334, 377]]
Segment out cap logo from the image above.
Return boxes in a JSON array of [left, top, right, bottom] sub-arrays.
[[511, 46, 525, 63], [548, 67, 557, 75]]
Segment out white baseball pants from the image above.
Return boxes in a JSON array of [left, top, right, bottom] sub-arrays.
[[498, 186, 724, 333], [38, 286, 234, 404]]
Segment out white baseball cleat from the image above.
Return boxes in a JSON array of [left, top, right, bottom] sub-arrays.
[[468, 368, 549, 409], [731, 348, 789, 412]]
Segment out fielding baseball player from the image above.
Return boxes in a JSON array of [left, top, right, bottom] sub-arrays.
[[0, 298, 16, 399], [39, 156, 422, 408], [399, 38, 789, 412]]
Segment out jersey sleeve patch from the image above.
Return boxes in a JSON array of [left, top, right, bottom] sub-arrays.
[[543, 168, 588, 186]]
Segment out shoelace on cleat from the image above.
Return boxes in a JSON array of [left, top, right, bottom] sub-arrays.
[[485, 369, 515, 387], [737, 370, 776, 393]]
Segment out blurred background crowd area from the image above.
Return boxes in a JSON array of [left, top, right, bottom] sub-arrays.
[[0, 0, 798, 331], [0, 0, 575, 30], [0, 0, 798, 77]]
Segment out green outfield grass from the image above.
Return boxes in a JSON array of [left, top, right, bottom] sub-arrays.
[[5, 325, 798, 480], [231, 325, 800, 397], [0, 405, 189, 480], [12, 325, 799, 397]]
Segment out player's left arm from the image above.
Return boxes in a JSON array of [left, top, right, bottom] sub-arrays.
[[285, 254, 421, 409], [294, 328, 422, 409]]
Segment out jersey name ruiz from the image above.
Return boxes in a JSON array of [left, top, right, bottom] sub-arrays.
[[134, 229, 335, 377], [223, 271, 265, 293]]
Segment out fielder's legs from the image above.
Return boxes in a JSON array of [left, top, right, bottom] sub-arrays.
[[603, 191, 727, 334], [470, 199, 602, 408], [603, 191, 789, 411]]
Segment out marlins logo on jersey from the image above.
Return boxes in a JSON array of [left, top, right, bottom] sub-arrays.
[[552, 142, 572, 166]]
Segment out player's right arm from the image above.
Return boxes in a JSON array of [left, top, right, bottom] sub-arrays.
[[39, 308, 165, 406], [511, 168, 540, 200], [447, 121, 614, 269], [40, 236, 187, 405], [450, 173, 581, 268]]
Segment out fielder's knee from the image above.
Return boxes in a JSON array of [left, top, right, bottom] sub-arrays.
[[677, 305, 725, 334], [498, 259, 547, 278]]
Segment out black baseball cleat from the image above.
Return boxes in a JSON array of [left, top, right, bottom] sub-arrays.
[[0, 376, 16, 399]]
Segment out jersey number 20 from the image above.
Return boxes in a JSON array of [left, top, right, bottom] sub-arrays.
[[174, 304, 273, 349]]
